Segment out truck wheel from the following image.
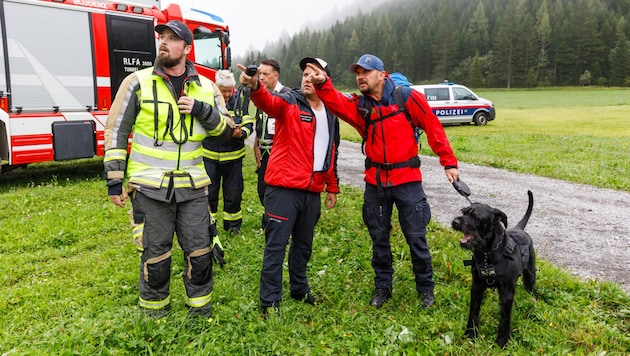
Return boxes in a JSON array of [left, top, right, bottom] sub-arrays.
[[473, 112, 489, 126]]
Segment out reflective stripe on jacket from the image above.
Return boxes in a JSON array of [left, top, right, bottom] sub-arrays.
[[202, 89, 255, 162], [104, 62, 230, 189]]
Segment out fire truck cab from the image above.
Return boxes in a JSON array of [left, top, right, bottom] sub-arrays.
[[0, 0, 231, 173]]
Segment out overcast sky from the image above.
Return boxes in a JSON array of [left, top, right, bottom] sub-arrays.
[[184, 0, 388, 57]]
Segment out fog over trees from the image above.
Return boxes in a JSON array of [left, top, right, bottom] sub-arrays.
[[237, 0, 630, 89]]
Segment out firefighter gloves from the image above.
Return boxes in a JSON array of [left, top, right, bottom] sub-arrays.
[[211, 236, 226, 268]]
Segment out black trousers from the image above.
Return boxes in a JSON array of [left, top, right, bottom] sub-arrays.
[[257, 151, 270, 228], [204, 158, 244, 231], [259, 186, 321, 306], [362, 182, 434, 293]]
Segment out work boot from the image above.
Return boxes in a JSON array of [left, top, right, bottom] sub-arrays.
[[370, 288, 392, 308], [141, 304, 171, 318], [260, 301, 280, 318], [291, 291, 318, 305], [419, 290, 434, 309], [187, 305, 212, 319]]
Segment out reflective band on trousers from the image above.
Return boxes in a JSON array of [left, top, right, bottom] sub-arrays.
[[139, 295, 171, 310], [186, 293, 211, 308]]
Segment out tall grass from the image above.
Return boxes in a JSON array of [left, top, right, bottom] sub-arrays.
[[1, 150, 628, 354]]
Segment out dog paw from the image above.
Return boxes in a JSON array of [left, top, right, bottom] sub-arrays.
[[496, 337, 509, 348], [464, 329, 477, 339]]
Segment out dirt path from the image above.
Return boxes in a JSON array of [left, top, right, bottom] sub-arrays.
[[337, 140, 630, 295]]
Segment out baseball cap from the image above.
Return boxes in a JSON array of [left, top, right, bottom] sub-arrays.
[[300, 57, 331, 77], [155, 20, 193, 45], [349, 54, 385, 73]]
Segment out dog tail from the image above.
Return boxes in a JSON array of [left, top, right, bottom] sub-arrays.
[[514, 190, 534, 230]]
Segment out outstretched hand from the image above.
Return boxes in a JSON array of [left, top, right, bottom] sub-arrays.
[[305, 63, 328, 85], [236, 63, 259, 89]]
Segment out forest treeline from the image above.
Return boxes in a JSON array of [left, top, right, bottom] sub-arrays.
[[236, 0, 630, 89]]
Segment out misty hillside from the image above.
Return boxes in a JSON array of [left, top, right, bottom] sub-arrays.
[[236, 0, 630, 89]]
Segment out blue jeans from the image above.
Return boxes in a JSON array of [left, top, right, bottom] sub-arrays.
[[362, 182, 433, 292]]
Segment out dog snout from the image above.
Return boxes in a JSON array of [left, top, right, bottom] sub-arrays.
[[452, 217, 463, 231]]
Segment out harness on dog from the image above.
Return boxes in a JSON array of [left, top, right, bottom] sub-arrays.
[[463, 222, 529, 286]]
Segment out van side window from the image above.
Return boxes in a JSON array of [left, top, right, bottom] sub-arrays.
[[453, 87, 475, 100], [424, 88, 450, 101]]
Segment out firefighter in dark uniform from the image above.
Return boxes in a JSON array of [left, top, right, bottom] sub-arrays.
[[202, 70, 255, 236]]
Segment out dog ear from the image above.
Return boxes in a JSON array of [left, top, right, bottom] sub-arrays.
[[494, 209, 508, 228]]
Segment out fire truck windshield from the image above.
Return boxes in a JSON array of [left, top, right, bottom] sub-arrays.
[[193, 35, 223, 69]]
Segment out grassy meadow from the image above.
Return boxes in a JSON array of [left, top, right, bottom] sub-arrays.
[[1, 87, 629, 355], [341, 86, 630, 192]]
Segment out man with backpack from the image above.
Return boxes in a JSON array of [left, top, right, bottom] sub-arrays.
[[308, 54, 459, 309]]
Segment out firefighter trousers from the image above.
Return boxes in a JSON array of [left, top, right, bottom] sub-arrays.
[[204, 158, 244, 232], [130, 189, 213, 314]]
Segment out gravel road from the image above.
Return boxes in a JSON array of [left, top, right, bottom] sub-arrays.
[[336, 140, 629, 295]]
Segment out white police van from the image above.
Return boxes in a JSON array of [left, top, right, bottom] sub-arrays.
[[411, 82, 495, 125]]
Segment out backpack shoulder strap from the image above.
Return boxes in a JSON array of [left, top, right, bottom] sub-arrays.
[[392, 85, 412, 128], [393, 85, 424, 145]]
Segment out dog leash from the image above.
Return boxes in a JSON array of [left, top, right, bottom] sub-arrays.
[[452, 178, 472, 204]]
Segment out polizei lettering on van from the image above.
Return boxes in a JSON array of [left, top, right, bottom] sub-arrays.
[[433, 109, 470, 116], [434, 108, 473, 116]]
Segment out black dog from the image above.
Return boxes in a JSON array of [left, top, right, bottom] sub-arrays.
[[451, 191, 536, 348]]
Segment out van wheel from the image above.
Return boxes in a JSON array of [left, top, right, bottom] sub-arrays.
[[473, 112, 489, 126]]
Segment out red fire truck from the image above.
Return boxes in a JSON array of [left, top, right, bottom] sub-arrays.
[[0, 0, 232, 173]]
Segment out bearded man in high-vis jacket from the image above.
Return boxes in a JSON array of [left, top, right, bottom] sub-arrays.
[[103, 20, 233, 318]]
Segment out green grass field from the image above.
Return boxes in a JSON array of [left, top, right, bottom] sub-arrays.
[[1, 88, 629, 354], [341, 87, 630, 192]]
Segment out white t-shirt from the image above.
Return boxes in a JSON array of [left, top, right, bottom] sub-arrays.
[[312, 105, 329, 171]]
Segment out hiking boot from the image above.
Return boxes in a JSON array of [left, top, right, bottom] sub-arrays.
[[291, 291, 318, 305], [141, 304, 171, 318], [420, 290, 434, 309], [261, 301, 280, 318], [370, 288, 392, 308], [187, 305, 212, 318]]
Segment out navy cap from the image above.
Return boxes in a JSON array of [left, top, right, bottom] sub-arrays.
[[300, 57, 331, 77], [349, 54, 385, 73], [155, 20, 193, 45]]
